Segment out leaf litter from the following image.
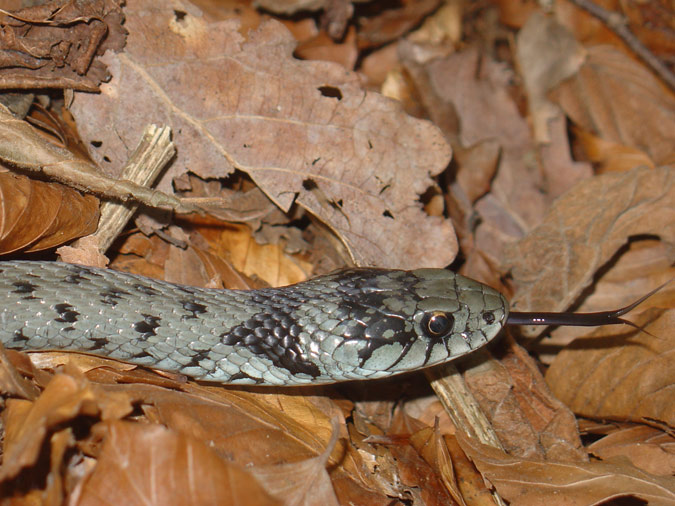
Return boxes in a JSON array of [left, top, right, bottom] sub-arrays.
[[0, 0, 673, 505]]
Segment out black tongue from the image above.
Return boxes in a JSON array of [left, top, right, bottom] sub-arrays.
[[506, 279, 672, 327]]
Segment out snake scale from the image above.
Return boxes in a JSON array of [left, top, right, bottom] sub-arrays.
[[0, 261, 508, 385]]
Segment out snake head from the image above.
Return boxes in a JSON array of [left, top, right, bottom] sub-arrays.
[[307, 268, 509, 382]]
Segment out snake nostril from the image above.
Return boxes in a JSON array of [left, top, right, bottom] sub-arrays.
[[482, 311, 495, 324]]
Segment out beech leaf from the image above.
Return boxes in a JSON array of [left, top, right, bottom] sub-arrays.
[[71, 0, 456, 268]]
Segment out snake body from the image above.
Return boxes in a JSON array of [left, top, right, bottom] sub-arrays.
[[0, 261, 508, 385]]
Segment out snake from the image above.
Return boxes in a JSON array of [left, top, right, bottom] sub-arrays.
[[0, 261, 641, 386]]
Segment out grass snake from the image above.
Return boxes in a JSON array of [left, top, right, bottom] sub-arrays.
[[0, 261, 644, 385]]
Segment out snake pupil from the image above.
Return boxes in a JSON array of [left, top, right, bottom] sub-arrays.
[[482, 311, 495, 324], [425, 312, 454, 336]]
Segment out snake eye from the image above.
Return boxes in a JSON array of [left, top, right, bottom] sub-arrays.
[[423, 311, 455, 338]]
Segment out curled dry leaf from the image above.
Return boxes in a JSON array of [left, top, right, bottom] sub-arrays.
[[504, 166, 674, 330], [400, 44, 549, 266], [457, 431, 675, 505], [546, 308, 675, 427], [70, 0, 456, 269], [0, 374, 102, 482], [515, 12, 586, 144], [0, 0, 126, 91], [0, 104, 196, 213], [0, 171, 99, 254], [249, 417, 340, 506], [464, 341, 587, 463], [550, 45, 675, 166], [588, 425, 675, 477], [77, 421, 280, 506]]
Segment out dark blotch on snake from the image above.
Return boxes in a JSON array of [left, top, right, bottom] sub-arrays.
[[222, 309, 321, 378], [181, 301, 207, 319], [133, 314, 161, 339], [12, 282, 37, 294], [134, 284, 160, 296], [100, 288, 131, 307], [54, 303, 79, 323]]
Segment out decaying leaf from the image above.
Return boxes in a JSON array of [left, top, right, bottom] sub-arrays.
[[458, 431, 675, 505], [546, 308, 675, 427], [463, 341, 587, 463], [77, 421, 281, 506], [515, 12, 586, 144], [249, 418, 340, 506], [0, 374, 103, 482], [70, 0, 456, 269], [0, 171, 99, 254], [550, 45, 675, 166], [0, 0, 127, 91], [587, 425, 675, 477], [0, 1, 673, 504], [400, 44, 549, 267], [0, 103, 196, 213]]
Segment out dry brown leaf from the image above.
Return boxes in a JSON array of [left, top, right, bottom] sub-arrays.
[[387, 440, 458, 505], [0, 345, 40, 400], [0, 354, 386, 502], [77, 421, 280, 506], [504, 166, 674, 325], [464, 341, 587, 463], [515, 12, 586, 144], [0, 374, 100, 482], [444, 435, 496, 506], [0, 0, 126, 91], [588, 425, 675, 477], [409, 425, 465, 506], [546, 308, 675, 427], [550, 45, 675, 165], [70, 1, 455, 269], [356, 0, 441, 49], [249, 418, 340, 506], [0, 171, 99, 254], [254, 0, 328, 15], [295, 26, 358, 70], [0, 104, 194, 213], [193, 221, 313, 286], [57, 376, 344, 468], [574, 126, 656, 173], [457, 430, 675, 505], [400, 44, 548, 265]]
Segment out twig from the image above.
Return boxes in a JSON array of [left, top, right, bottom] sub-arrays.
[[426, 361, 507, 506], [88, 124, 176, 252], [568, 0, 675, 91]]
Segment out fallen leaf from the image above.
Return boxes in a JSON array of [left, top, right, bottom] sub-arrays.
[[550, 45, 675, 165], [0, 171, 99, 254], [356, 0, 441, 49], [249, 418, 340, 506], [515, 12, 586, 143], [464, 341, 587, 463], [574, 127, 656, 173], [588, 425, 675, 477], [545, 308, 675, 427], [457, 430, 675, 505], [70, 1, 456, 269], [77, 421, 280, 506], [400, 44, 549, 265], [0, 104, 192, 213], [541, 237, 675, 355], [0, 374, 101, 482], [0, 0, 126, 91]]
